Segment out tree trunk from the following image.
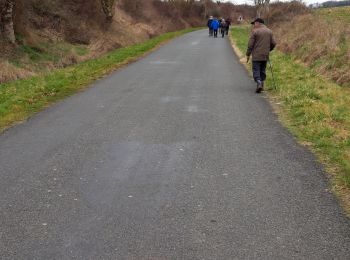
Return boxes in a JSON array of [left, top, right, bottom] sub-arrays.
[[1, 0, 16, 44], [101, 0, 115, 20]]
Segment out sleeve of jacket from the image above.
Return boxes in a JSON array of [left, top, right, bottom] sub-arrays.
[[246, 32, 255, 57], [270, 33, 276, 51]]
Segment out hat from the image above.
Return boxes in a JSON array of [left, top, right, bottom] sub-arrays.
[[251, 18, 264, 24]]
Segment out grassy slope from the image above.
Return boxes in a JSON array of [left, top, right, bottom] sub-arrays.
[[0, 28, 198, 132], [231, 26, 350, 212], [12, 41, 89, 72], [274, 6, 350, 87], [315, 6, 350, 23]]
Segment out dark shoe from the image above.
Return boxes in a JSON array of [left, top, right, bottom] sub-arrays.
[[256, 82, 263, 93]]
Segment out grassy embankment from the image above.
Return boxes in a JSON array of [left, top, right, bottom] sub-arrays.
[[0, 28, 198, 132], [231, 25, 350, 212], [1, 41, 89, 83], [315, 6, 350, 23], [12, 40, 88, 72], [274, 6, 350, 87]]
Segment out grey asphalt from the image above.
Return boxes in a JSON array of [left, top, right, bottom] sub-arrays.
[[1, 30, 350, 259]]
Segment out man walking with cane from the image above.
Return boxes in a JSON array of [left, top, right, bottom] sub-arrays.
[[246, 18, 276, 93]]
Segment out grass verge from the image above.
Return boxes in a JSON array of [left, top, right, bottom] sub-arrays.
[[0, 28, 198, 133], [315, 6, 350, 23], [230, 26, 350, 214], [273, 9, 350, 87]]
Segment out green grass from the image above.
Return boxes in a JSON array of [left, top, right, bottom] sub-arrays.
[[74, 46, 88, 56], [0, 28, 198, 132], [231, 26, 350, 208], [231, 25, 250, 53], [285, 10, 350, 87], [10, 40, 89, 72], [315, 6, 350, 23]]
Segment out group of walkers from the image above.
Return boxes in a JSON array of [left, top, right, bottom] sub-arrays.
[[207, 16, 231, 38]]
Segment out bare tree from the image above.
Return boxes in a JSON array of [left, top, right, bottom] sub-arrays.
[[0, 0, 16, 44], [254, 0, 270, 18]]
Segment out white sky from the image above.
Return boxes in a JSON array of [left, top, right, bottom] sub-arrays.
[[223, 0, 331, 5]]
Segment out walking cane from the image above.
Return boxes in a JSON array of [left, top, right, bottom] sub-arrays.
[[268, 59, 277, 90]]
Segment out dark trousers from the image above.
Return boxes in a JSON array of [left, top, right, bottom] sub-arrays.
[[252, 61, 267, 83], [213, 29, 218, 38], [209, 28, 213, 36], [221, 28, 225, 38]]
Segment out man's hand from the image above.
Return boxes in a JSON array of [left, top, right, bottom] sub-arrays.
[[246, 56, 250, 63]]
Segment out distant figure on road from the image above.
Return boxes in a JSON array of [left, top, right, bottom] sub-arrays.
[[220, 19, 227, 38], [207, 16, 214, 37], [246, 18, 276, 93], [225, 18, 231, 35], [211, 18, 220, 38], [218, 17, 223, 35]]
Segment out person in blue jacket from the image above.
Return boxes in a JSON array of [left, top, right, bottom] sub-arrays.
[[211, 18, 220, 38], [207, 16, 214, 37]]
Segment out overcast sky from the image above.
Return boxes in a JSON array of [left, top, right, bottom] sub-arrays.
[[223, 0, 330, 5]]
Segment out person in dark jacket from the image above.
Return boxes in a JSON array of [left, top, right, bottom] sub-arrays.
[[225, 18, 231, 35], [211, 18, 220, 38], [246, 18, 276, 93], [207, 16, 213, 37], [218, 18, 223, 35], [220, 19, 227, 38]]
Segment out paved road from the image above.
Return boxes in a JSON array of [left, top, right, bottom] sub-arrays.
[[1, 30, 350, 259]]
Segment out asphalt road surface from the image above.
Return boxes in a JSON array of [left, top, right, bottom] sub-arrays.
[[1, 30, 350, 259]]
